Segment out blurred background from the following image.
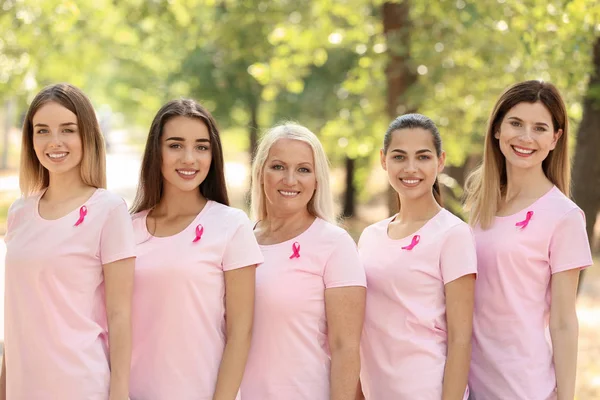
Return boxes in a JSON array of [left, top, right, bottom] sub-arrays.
[[1, 0, 599, 397]]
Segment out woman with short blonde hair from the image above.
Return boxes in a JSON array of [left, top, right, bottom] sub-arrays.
[[241, 122, 366, 400]]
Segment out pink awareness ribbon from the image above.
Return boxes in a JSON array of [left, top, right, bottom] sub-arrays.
[[515, 211, 533, 230], [74, 206, 87, 227], [289, 242, 301, 259], [401, 234, 420, 250], [193, 224, 204, 243]]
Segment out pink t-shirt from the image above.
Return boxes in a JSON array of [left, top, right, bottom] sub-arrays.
[[469, 186, 593, 400], [4, 188, 135, 400], [240, 218, 366, 400], [358, 208, 477, 400], [129, 201, 263, 400]]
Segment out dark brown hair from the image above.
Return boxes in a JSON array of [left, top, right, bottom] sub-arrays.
[[465, 80, 569, 228], [383, 113, 443, 209], [131, 99, 229, 213], [20, 83, 106, 195]]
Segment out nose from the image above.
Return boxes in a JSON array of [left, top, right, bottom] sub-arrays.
[[403, 158, 418, 173], [283, 170, 298, 185], [521, 126, 534, 143], [48, 131, 62, 148], [182, 148, 195, 164]]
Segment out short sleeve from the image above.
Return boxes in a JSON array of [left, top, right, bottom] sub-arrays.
[[99, 201, 136, 264], [324, 231, 367, 289], [549, 208, 593, 274], [4, 197, 24, 243], [440, 223, 478, 284], [222, 212, 263, 271]]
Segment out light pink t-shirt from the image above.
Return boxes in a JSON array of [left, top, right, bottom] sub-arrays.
[[469, 186, 593, 400], [4, 188, 135, 400], [129, 201, 263, 400], [240, 218, 366, 400], [358, 208, 477, 400]]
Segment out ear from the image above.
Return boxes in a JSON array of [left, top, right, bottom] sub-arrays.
[[437, 151, 446, 174], [494, 130, 500, 140], [550, 128, 563, 150], [380, 148, 387, 171]]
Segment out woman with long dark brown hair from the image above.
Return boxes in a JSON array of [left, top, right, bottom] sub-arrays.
[[1, 83, 135, 400], [128, 99, 262, 400], [465, 81, 593, 400], [358, 114, 476, 399]]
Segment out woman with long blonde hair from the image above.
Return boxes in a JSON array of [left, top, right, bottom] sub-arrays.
[[465, 80, 593, 400], [1, 83, 135, 399], [240, 123, 366, 400]]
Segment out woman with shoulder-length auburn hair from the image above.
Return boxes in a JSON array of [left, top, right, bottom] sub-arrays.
[[1, 83, 136, 400], [465, 80, 593, 400], [357, 114, 477, 400], [240, 123, 366, 400], [129, 99, 262, 400]]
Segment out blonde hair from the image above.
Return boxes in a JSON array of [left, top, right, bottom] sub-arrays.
[[250, 123, 335, 223], [464, 80, 570, 229], [20, 83, 106, 196]]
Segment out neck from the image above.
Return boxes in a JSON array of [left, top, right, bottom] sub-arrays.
[[396, 191, 441, 223], [262, 207, 314, 233], [155, 182, 207, 217], [44, 169, 90, 201], [504, 163, 552, 202]]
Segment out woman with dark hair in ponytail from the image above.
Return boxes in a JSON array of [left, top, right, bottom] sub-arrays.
[[357, 114, 477, 399]]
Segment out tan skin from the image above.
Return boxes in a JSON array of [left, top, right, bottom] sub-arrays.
[[0, 102, 135, 400], [357, 128, 475, 400], [495, 101, 583, 400], [150, 116, 256, 400], [257, 138, 366, 400]]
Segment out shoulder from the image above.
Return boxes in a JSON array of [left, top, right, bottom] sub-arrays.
[[90, 189, 128, 211], [436, 209, 471, 236], [207, 201, 250, 222], [543, 187, 581, 217], [359, 216, 393, 241]]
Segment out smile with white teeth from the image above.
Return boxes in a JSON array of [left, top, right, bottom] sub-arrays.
[[279, 190, 300, 197], [402, 179, 420, 184], [512, 146, 535, 155], [177, 169, 197, 176], [47, 152, 68, 159]]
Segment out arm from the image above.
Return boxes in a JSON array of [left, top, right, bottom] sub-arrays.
[[326, 286, 366, 400], [550, 268, 581, 400], [104, 257, 135, 400], [213, 265, 256, 400], [442, 274, 475, 400], [1, 351, 6, 400], [355, 380, 365, 400]]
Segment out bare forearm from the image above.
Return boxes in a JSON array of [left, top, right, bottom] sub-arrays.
[[213, 333, 251, 400], [551, 324, 579, 400], [330, 348, 361, 400], [1, 353, 6, 400], [442, 340, 471, 400], [108, 313, 132, 400]]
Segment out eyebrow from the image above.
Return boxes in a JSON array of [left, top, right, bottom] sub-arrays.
[[390, 149, 433, 155], [506, 116, 550, 128], [165, 137, 211, 143], [33, 122, 78, 128], [270, 159, 314, 166]]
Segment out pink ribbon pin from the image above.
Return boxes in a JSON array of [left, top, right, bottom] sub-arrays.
[[515, 211, 533, 230], [401, 234, 420, 250], [289, 242, 301, 259], [74, 206, 87, 227], [193, 224, 204, 243]]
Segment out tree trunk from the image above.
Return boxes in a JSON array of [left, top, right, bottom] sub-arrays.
[[572, 37, 600, 293], [342, 156, 356, 218], [383, 1, 417, 215], [248, 99, 259, 162]]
